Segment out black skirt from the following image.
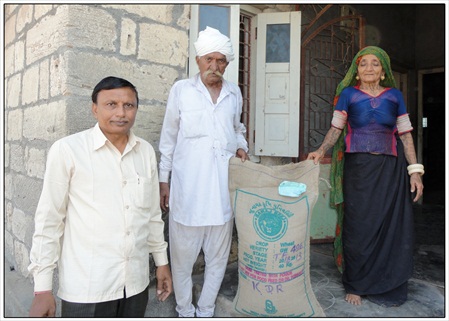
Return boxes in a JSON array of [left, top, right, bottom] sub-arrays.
[[341, 139, 414, 306]]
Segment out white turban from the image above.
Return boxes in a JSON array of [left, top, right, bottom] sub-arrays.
[[194, 26, 235, 62]]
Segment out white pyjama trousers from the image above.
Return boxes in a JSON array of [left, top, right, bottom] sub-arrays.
[[168, 214, 233, 317]]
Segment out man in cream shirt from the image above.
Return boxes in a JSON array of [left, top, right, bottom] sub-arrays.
[[159, 27, 249, 317], [28, 76, 172, 317]]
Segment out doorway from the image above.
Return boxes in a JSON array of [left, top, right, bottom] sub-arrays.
[[421, 71, 445, 205]]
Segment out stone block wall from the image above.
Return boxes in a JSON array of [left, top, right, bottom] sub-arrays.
[[4, 4, 190, 281]]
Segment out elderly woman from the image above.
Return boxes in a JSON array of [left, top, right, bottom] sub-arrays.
[[308, 46, 424, 307]]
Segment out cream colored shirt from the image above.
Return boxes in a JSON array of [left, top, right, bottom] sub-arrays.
[[159, 74, 248, 226], [28, 123, 168, 303]]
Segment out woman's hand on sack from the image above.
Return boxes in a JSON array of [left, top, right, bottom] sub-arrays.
[[307, 149, 325, 165]]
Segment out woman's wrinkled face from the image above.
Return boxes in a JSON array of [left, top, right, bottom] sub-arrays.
[[357, 54, 385, 85]]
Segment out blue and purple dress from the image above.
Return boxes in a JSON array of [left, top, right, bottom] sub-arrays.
[[331, 86, 415, 307]]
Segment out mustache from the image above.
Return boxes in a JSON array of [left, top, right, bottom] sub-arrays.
[[203, 70, 223, 78]]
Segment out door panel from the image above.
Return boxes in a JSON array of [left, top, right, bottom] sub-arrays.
[[255, 11, 301, 157]]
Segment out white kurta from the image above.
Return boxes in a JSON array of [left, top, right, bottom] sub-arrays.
[[159, 74, 248, 226]]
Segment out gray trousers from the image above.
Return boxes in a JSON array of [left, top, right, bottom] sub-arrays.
[[61, 285, 149, 317]]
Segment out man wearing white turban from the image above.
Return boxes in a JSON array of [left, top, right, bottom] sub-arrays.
[[159, 26, 249, 317], [194, 26, 235, 62]]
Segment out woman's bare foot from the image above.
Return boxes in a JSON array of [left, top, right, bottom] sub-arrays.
[[345, 293, 362, 305]]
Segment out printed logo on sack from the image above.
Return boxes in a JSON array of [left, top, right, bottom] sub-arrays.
[[265, 300, 277, 314], [251, 201, 293, 242]]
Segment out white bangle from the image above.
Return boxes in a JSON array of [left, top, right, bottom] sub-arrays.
[[408, 168, 425, 176], [407, 163, 424, 176], [407, 164, 424, 171]]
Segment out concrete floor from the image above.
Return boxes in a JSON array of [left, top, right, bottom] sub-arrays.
[[207, 201, 446, 318], [209, 242, 445, 318], [145, 200, 445, 318], [309, 243, 445, 318], [4, 200, 445, 318]]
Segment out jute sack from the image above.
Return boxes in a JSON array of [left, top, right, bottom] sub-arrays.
[[228, 158, 324, 317]]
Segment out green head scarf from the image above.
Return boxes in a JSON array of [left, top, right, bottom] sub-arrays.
[[334, 46, 397, 100], [329, 46, 397, 272]]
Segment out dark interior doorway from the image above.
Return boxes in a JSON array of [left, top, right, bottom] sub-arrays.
[[422, 72, 445, 205]]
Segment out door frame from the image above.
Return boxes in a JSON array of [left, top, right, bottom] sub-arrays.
[[417, 67, 444, 164]]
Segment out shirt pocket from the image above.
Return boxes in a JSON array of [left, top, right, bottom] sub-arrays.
[[133, 177, 152, 209], [180, 109, 208, 138]]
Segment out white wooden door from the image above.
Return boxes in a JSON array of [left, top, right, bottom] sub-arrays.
[[255, 11, 301, 157]]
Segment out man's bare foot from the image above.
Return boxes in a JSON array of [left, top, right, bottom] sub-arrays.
[[345, 293, 362, 305]]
